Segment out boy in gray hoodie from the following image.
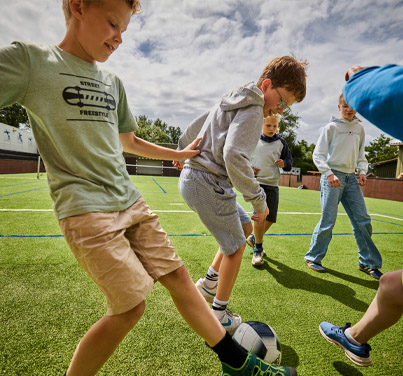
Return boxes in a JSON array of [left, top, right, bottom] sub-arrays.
[[176, 56, 307, 334]]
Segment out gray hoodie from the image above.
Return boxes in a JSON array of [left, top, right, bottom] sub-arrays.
[[178, 82, 267, 214]]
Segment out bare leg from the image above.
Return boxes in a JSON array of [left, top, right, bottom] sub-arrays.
[[211, 221, 252, 272], [216, 244, 245, 301], [349, 270, 403, 344], [159, 266, 226, 346], [66, 302, 145, 376], [253, 220, 273, 245], [211, 250, 223, 272]]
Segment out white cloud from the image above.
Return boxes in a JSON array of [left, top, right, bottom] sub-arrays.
[[1, 0, 402, 145]]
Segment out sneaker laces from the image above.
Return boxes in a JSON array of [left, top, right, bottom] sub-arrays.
[[224, 308, 237, 318], [341, 323, 352, 333]]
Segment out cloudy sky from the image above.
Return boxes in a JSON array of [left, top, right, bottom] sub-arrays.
[[1, 0, 402, 144]]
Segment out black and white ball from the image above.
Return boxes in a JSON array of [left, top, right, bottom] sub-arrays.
[[232, 321, 282, 365]]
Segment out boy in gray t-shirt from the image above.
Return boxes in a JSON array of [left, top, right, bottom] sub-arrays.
[[0, 1, 299, 375]]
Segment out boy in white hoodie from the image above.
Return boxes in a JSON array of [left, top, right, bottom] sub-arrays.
[[304, 94, 383, 279]]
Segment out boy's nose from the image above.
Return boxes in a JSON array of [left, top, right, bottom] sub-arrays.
[[114, 32, 123, 45]]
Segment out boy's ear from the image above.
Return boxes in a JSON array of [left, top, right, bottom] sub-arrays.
[[260, 79, 272, 93], [70, 0, 85, 20]]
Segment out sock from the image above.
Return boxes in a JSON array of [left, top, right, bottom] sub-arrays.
[[211, 331, 248, 368], [345, 328, 362, 346], [255, 243, 263, 250], [204, 266, 219, 289], [212, 298, 228, 320]]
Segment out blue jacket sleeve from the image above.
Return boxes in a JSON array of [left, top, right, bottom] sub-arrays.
[[279, 138, 293, 171], [343, 64, 403, 141]]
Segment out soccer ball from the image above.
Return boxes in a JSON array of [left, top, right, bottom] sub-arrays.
[[232, 321, 282, 365]]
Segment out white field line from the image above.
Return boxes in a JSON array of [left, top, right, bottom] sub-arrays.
[[0, 177, 41, 180], [0, 209, 402, 221]]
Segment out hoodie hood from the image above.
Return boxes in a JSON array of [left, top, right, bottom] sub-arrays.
[[329, 115, 359, 125], [220, 82, 264, 112]]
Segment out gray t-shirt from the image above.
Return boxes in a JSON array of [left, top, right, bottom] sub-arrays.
[[0, 42, 141, 219]]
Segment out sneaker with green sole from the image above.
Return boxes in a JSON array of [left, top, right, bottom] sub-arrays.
[[221, 351, 297, 376]]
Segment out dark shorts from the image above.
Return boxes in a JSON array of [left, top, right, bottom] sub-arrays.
[[261, 185, 279, 223]]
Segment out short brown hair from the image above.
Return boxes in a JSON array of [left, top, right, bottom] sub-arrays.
[[339, 93, 345, 104], [62, 0, 142, 26], [256, 55, 308, 103]]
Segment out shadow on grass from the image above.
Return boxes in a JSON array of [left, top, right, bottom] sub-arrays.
[[258, 257, 369, 312], [325, 267, 379, 291], [280, 344, 299, 368], [333, 361, 364, 376]]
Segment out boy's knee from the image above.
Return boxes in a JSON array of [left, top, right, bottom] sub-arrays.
[[121, 300, 146, 328], [379, 271, 403, 306], [164, 265, 190, 284]]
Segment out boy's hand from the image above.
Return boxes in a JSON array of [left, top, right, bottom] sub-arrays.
[[358, 174, 367, 186], [275, 159, 285, 168], [251, 207, 269, 228], [173, 161, 184, 171], [178, 137, 202, 159], [327, 174, 341, 188], [252, 167, 261, 176]]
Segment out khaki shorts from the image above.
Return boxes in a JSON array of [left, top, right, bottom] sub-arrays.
[[59, 196, 183, 316]]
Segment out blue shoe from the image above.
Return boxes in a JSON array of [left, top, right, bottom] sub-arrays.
[[221, 350, 297, 375], [358, 263, 383, 280], [319, 322, 373, 366], [246, 234, 255, 248], [304, 259, 325, 273]]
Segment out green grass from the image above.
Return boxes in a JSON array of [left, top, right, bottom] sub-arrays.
[[1, 173, 402, 375]]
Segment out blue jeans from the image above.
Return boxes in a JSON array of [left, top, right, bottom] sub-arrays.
[[305, 171, 382, 269]]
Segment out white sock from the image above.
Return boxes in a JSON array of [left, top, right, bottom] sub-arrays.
[[212, 298, 229, 320], [345, 328, 362, 346], [204, 266, 219, 289]]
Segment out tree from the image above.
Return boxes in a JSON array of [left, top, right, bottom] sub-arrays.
[[278, 109, 316, 175], [278, 108, 299, 148], [0, 103, 30, 128], [134, 115, 182, 144], [293, 139, 317, 175], [167, 125, 182, 144], [365, 134, 398, 165]]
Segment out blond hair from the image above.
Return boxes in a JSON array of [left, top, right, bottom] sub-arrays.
[[264, 113, 281, 125], [62, 0, 142, 26], [257, 55, 308, 103]]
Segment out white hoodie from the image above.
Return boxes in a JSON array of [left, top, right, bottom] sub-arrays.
[[313, 116, 368, 177]]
